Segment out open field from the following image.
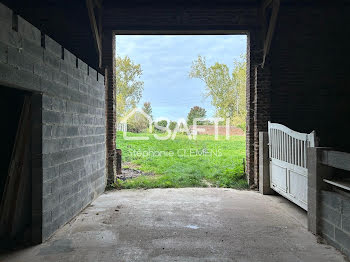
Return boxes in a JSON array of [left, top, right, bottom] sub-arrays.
[[115, 131, 247, 189]]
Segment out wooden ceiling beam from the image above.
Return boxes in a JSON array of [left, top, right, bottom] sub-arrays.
[[87, 0, 102, 68], [261, 0, 279, 68], [94, 0, 102, 9]]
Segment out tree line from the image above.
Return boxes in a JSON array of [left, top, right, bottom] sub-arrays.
[[116, 53, 247, 133]]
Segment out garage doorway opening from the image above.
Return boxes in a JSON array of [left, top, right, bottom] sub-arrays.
[[0, 86, 42, 249], [114, 34, 248, 189]]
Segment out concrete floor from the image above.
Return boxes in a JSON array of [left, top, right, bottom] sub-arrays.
[[0, 188, 347, 262]]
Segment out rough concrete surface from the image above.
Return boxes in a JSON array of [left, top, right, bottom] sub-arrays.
[[0, 188, 347, 262]]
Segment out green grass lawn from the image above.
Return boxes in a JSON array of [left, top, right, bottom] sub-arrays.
[[115, 131, 247, 189]]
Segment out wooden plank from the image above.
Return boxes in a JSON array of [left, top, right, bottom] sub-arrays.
[[0, 97, 31, 236], [262, 0, 280, 68], [94, 0, 102, 8], [86, 0, 102, 68], [262, 0, 273, 10]]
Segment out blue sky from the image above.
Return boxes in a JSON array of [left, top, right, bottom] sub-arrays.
[[115, 35, 247, 120]]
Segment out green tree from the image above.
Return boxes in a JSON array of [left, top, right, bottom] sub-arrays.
[[116, 56, 144, 120], [189, 55, 247, 129], [142, 102, 153, 119], [169, 121, 177, 131], [127, 112, 149, 133], [187, 106, 207, 125]]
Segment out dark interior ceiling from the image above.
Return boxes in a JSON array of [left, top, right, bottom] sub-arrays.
[[1, 0, 99, 70], [0, 0, 262, 70], [0, 0, 343, 70]]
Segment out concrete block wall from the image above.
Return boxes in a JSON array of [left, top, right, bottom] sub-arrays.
[[0, 3, 106, 241], [320, 191, 350, 258]]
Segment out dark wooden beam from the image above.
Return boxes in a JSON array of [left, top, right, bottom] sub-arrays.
[[262, 0, 279, 68], [262, 0, 273, 10], [94, 0, 102, 8], [87, 0, 102, 68]]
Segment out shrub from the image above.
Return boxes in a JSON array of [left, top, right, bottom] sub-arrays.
[[127, 112, 150, 133]]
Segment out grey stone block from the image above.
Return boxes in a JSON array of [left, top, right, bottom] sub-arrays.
[[59, 184, 74, 202], [61, 172, 78, 186], [18, 16, 41, 45], [59, 162, 73, 176], [79, 83, 88, 94], [321, 191, 342, 212], [51, 213, 66, 232], [22, 38, 44, 61], [71, 137, 84, 149], [51, 126, 66, 138], [343, 199, 350, 217], [0, 63, 41, 91], [0, 41, 8, 64], [42, 223, 54, 241], [43, 110, 60, 124], [50, 151, 67, 165], [8, 46, 34, 72], [51, 204, 64, 221], [89, 66, 97, 80], [43, 193, 60, 212], [42, 94, 52, 110], [335, 227, 350, 251], [42, 154, 51, 168], [58, 137, 74, 150], [95, 126, 105, 135], [68, 75, 80, 90], [42, 211, 52, 225], [34, 61, 53, 81], [66, 126, 79, 137], [73, 180, 83, 192], [42, 139, 59, 154], [321, 218, 335, 239], [0, 2, 12, 29], [321, 203, 342, 227], [72, 159, 85, 172], [66, 102, 78, 114], [43, 166, 59, 182], [43, 180, 52, 195], [45, 35, 61, 58], [44, 49, 60, 70], [59, 59, 69, 74], [42, 78, 74, 100], [53, 71, 68, 86], [42, 125, 52, 138], [78, 58, 88, 74], [342, 215, 350, 234], [52, 99, 66, 112], [0, 27, 21, 48], [70, 66, 83, 80], [68, 89, 85, 104], [63, 48, 76, 67], [322, 233, 343, 251], [51, 177, 63, 194]]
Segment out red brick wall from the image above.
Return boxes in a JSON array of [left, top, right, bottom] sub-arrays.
[[102, 30, 117, 184]]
